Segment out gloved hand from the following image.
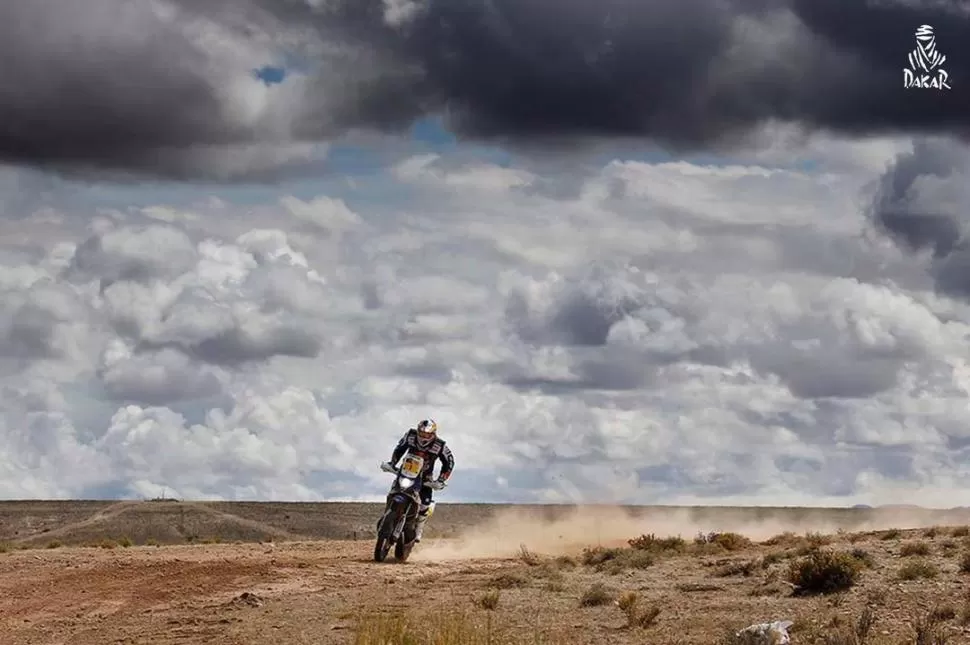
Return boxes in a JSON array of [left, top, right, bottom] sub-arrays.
[[380, 461, 396, 473], [428, 478, 447, 490]]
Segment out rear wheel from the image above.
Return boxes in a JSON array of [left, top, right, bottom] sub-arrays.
[[395, 510, 418, 562], [395, 537, 413, 562]]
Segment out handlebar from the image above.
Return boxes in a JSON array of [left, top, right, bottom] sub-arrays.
[[380, 462, 447, 489]]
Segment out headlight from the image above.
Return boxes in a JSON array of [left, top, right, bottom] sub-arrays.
[[397, 476, 414, 489]]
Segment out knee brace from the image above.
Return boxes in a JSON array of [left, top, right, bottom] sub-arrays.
[[419, 501, 436, 518]]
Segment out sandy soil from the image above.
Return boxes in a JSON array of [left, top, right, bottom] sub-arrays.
[[5, 511, 970, 645]]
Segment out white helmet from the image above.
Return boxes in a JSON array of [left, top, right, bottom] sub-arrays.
[[416, 419, 438, 448]]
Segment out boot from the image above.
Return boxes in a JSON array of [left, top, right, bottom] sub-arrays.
[[414, 501, 435, 543], [414, 511, 428, 542]]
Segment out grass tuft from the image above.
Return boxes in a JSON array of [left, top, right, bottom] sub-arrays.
[[897, 560, 939, 581], [900, 540, 931, 557], [353, 611, 507, 645]]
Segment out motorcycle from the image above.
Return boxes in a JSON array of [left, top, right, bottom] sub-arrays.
[[374, 453, 445, 563]]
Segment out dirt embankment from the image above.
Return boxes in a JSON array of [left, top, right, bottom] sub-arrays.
[[3, 499, 966, 548]]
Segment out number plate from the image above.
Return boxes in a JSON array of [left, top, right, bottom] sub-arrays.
[[400, 454, 424, 477]]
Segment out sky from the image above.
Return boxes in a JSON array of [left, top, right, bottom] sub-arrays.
[[2, 0, 970, 507]]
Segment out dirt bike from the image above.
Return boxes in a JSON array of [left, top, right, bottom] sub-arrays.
[[373, 454, 445, 563]]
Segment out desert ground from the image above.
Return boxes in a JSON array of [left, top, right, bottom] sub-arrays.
[[4, 502, 970, 644]]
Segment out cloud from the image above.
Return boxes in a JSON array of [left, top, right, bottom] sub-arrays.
[[97, 344, 227, 405], [1, 0, 967, 180], [5, 135, 970, 507]]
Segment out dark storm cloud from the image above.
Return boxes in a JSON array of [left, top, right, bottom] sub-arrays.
[[868, 137, 970, 298], [397, 0, 970, 147], [2, 0, 968, 179], [0, 0, 248, 179]]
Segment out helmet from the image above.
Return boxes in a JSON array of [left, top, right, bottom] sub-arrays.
[[416, 419, 437, 448]]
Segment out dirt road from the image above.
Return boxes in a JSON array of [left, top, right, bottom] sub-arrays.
[[0, 540, 461, 645], [3, 530, 970, 645]]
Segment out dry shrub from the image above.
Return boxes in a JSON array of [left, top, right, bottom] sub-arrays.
[[487, 572, 529, 589], [958, 551, 970, 573], [930, 605, 957, 621], [616, 590, 638, 613], [900, 541, 931, 557], [880, 529, 902, 540], [694, 531, 752, 552], [476, 589, 500, 611], [762, 551, 786, 565], [959, 595, 970, 626], [552, 555, 576, 569], [805, 532, 834, 548], [787, 550, 863, 596], [715, 558, 760, 578], [627, 533, 686, 553], [763, 531, 800, 546], [580, 546, 654, 573], [849, 548, 876, 569], [580, 582, 613, 607], [518, 544, 541, 566], [952, 526, 970, 538], [581, 546, 622, 567], [846, 532, 865, 544], [912, 608, 952, 645], [924, 526, 941, 539], [616, 591, 661, 629], [612, 549, 655, 572], [898, 560, 939, 581]]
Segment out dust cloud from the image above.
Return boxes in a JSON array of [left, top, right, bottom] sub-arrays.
[[416, 505, 970, 561]]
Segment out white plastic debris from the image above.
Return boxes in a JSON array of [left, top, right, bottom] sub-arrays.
[[734, 620, 794, 645]]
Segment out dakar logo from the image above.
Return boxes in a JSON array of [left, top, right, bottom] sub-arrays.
[[904, 24, 951, 90]]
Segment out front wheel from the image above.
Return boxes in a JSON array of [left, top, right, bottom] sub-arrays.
[[374, 511, 395, 562], [374, 535, 392, 562]]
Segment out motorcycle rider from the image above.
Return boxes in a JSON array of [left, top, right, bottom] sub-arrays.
[[382, 419, 454, 543]]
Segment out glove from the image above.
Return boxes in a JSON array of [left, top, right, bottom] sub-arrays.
[[429, 478, 447, 490], [380, 461, 396, 473]]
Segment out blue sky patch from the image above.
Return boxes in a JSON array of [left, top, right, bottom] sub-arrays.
[[254, 65, 287, 86]]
